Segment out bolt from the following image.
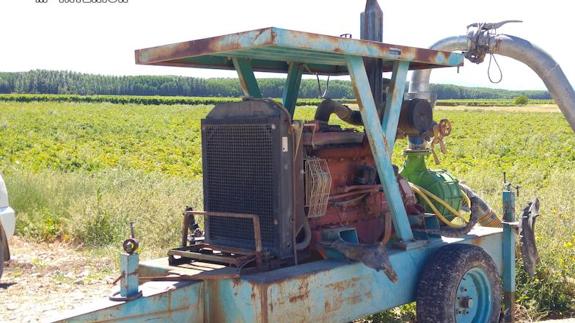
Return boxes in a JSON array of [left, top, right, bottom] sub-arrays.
[[459, 296, 473, 309]]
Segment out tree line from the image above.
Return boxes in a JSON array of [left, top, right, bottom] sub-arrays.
[[0, 70, 550, 100]]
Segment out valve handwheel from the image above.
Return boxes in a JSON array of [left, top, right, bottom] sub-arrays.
[[438, 119, 452, 137], [430, 119, 452, 164]]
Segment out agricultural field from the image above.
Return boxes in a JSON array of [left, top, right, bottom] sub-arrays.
[[0, 100, 574, 320]]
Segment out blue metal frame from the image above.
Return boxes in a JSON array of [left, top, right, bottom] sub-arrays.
[[232, 58, 262, 98], [502, 185, 516, 321], [382, 61, 410, 156], [120, 253, 140, 298], [60, 227, 503, 322], [346, 56, 414, 242], [282, 63, 303, 115]]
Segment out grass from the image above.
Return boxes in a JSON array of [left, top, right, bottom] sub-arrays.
[[0, 101, 574, 319]]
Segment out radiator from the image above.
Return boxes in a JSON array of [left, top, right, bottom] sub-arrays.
[[201, 99, 294, 259]]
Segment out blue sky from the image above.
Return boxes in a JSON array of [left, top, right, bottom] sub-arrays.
[[0, 0, 571, 90]]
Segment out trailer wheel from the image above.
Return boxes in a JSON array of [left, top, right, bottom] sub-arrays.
[[416, 244, 501, 323]]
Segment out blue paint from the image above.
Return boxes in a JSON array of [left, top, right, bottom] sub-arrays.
[[502, 189, 516, 293], [455, 268, 494, 323], [382, 61, 410, 156], [61, 228, 503, 323], [61, 281, 204, 322], [232, 58, 262, 98], [271, 28, 465, 67], [322, 227, 360, 259], [346, 56, 414, 242], [120, 253, 140, 298], [282, 63, 303, 115]]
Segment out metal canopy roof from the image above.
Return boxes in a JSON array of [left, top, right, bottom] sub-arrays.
[[135, 27, 464, 75]]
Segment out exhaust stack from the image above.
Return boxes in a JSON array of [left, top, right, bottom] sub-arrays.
[[361, 0, 384, 117]]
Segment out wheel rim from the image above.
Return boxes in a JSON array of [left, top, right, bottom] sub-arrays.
[[454, 267, 492, 323]]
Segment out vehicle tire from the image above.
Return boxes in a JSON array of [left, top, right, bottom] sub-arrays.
[[416, 244, 502, 323]]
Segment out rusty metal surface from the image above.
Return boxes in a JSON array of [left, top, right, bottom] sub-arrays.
[[135, 27, 464, 75], [302, 128, 419, 249], [60, 227, 503, 322], [168, 247, 254, 267]]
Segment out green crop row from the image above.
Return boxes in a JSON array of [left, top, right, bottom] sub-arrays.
[[0, 94, 557, 108], [436, 98, 554, 106], [0, 93, 356, 107]]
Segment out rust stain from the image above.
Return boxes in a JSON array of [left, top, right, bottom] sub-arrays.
[[207, 281, 225, 323], [470, 236, 485, 246], [259, 284, 269, 323], [288, 293, 309, 303], [325, 277, 360, 293]]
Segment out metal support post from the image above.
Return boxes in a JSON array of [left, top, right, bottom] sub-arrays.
[[282, 63, 303, 115], [120, 253, 140, 298], [346, 56, 414, 242], [502, 183, 516, 322], [382, 61, 409, 156], [232, 58, 262, 98], [110, 223, 142, 302]]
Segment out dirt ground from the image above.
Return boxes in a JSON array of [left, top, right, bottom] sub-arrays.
[[0, 237, 116, 322], [1, 237, 573, 323]]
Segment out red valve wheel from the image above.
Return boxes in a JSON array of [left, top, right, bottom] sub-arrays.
[[438, 119, 452, 137]]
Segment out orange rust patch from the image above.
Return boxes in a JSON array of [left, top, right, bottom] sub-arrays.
[[325, 277, 360, 292], [289, 292, 309, 303]]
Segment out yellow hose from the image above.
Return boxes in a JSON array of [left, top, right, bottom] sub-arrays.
[[461, 187, 471, 208], [408, 182, 469, 228]]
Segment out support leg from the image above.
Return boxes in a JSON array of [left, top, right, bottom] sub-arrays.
[[382, 61, 410, 156], [232, 58, 262, 98], [282, 63, 303, 115], [346, 56, 414, 243], [502, 186, 516, 322]]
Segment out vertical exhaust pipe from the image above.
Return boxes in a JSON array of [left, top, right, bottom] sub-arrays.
[[361, 0, 384, 117]]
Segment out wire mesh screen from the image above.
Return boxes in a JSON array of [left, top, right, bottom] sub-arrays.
[[305, 158, 331, 218], [203, 123, 276, 248]]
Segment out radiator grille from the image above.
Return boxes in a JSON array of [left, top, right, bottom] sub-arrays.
[[203, 123, 276, 248]]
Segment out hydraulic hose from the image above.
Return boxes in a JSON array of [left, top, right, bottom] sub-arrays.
[[409, 182, 468, 228], [409, 182, 501, 237]]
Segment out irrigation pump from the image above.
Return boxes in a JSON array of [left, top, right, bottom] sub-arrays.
[[59, 2, 575, 322]]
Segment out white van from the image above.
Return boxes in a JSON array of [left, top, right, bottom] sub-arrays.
[[0, 174, 15, 280]]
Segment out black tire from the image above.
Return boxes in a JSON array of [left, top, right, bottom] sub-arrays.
[[416, 244, 501, 323]]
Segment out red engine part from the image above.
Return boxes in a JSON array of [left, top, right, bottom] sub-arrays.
[[302, 122, 418, 250]]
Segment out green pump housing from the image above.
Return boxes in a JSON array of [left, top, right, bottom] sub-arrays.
[[400, 150, 462, 221]]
